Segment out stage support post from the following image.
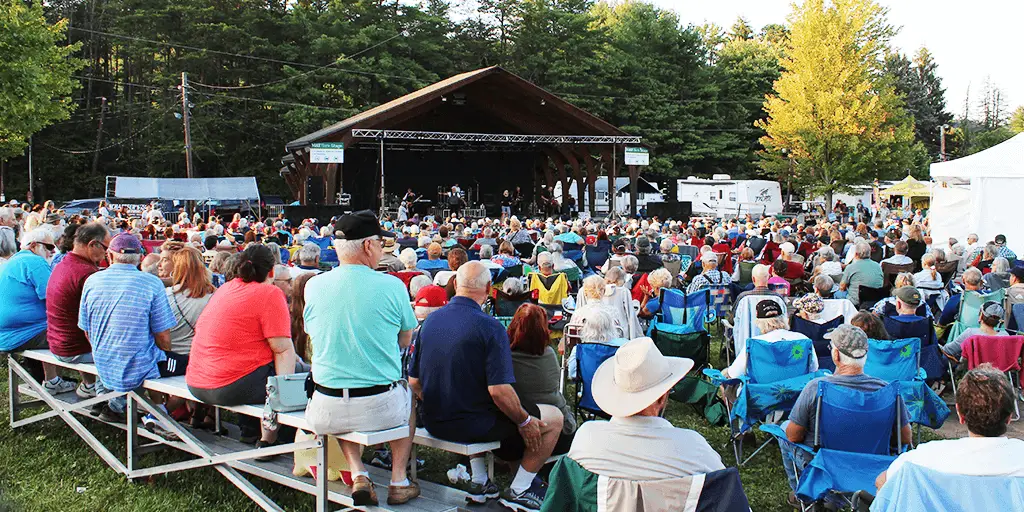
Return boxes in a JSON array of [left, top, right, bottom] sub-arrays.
[[379, 137, 385, 218]]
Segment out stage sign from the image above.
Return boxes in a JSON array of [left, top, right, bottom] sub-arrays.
[[310, 142, 345, 164], [624, 146, 649, 166]]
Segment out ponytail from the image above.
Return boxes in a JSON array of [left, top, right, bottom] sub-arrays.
[[236, 244, 274, 283]]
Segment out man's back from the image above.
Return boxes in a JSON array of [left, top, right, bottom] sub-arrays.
[[568, 416, 724, 480], [410, 296, 514, 441], [790, 373, 903, 443], [886, 437, 1024, 480]]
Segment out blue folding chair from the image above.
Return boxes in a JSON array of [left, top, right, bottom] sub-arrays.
[[705, 337, 829, 466], [574, 343, 619, 419], [707, 283, 731, 327], [791, 315, 844, 372], [562, 242, 584, 264], [870, 462, 1024, 512], [650, 288, 711, 335], [864, 337, 950, 436], [584, 246, 610, 272], [760, 381, 903, 510], [882, 316, 944, 382]]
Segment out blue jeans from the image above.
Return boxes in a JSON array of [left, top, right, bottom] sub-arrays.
[[778, 437, 815, 493]]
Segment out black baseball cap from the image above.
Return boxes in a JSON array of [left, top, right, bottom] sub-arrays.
[[756, 299, 784, 319], [995, 234, 1007, 245], [336, 210, 395, 240]]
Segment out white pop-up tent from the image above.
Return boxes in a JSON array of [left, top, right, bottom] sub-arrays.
[[929, 133, 1024, 250]]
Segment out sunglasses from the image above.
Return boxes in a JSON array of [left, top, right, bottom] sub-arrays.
[[39, 242, 56, 251]]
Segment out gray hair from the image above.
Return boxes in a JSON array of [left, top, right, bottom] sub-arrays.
[[265, 242, 283, 265], [456, 261, 491, 291], [141, 253, 161, 275], [967, 233, 979, 243], [660, 239, 673, 252], [754, 315, 789, 334], [537, 251, 554, 268], [575, 306, 617, 343], [837, 350, 866, 367], [992, 257, 1010, 274], [581, 275, 606, 300], [983, 244, 997, 259], [648, 268, 673, 290], [74, 222, 110, 246], [503, 278, 524, 295], [112, 253, 142, 266], [298, 243, 321, 264], [0, 207, 12, 224], [752, 263, 771, 285], [854, 241, 871, 259], [814, 274, 835, 296], [817, 246, 836, 262], [398, 248, 418, 269], [622, 255, 639, 273], [605, 266, 626, 286], [479, 244, 494, 259], [408, 275, 432, 299], [963, 267, 983, 287], [0, 227, 16, 258], [336, 236, 376, 261], [20, 228, 53, 250]]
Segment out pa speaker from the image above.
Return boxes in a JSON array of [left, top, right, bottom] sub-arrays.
[[645, 201, 691, 222], [306, 177, 326, 205]]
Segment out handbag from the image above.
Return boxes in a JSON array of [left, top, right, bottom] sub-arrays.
[[265, 372, 310, 413]]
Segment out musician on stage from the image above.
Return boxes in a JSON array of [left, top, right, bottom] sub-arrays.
[[512, 186, 524, 216], [397, 201, 409, 223], [539, 185, 555, 217], [402, 188, 417, 203], [500, 190, 512, 220], [447, 186, 465, 217]]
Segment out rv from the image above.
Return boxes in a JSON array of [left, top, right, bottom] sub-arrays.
[[554, 177, 663, 215], [676, 175, 783, 218]]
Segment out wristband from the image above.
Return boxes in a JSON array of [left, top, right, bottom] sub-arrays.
[[518, 415, 532, 428]]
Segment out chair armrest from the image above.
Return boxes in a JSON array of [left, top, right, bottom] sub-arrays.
[[702, 368, 741, 388], [759, 423, 815, 453], [915, 368, 927, 381]]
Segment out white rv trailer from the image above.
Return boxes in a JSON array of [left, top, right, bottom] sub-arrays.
[[676, 175, 783, 218], [554, 177, 663, 215]]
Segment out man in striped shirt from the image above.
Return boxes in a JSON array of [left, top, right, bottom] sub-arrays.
[[79, 233, 176, 423]]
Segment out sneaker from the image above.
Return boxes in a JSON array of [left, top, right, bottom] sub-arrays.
[[370, 448, 393, 469], [75, 381, 97, 399], [253, 440, 279, 462], [387, 480, 420, 505], [141, 414, 180, 442], [43, 377, 76, 395], [462, 479, 500, 504], [351, 475, 379, 506], [98, 405, 126, 424], [498, 481, 545, 511]]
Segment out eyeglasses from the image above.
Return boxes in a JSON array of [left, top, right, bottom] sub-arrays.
[[39, 242, 56, 252], [93, 241, 108, 251]]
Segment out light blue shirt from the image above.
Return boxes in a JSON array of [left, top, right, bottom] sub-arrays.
[[304, 264, 417, 389], [79, 264, 176, 391], [0, 250, 51, 350]]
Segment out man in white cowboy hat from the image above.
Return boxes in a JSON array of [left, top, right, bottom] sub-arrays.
[[567, 337, 725, 480]]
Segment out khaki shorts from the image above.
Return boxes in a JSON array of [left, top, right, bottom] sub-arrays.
[[305, 381, 411, 436]]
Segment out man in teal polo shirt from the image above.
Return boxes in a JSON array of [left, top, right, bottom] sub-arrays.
[[303, 210, 420, 507]]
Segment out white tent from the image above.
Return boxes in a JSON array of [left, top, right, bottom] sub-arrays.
[[109, 177, 261, 201], [929, 133, 1024, 250]]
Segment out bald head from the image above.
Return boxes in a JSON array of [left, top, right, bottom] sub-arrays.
[[456, 261, 492, 304]]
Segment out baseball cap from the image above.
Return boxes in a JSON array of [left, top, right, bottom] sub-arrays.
[[995, 234, 1007, 245], [109, 233, 143, 254], [982, 301, 1005, 319], [894, 286, 922, 306], [336, 210, 395, 240], [701, 251, 718, 263], [414, 285, 448, 308], [824, 324, 869, 358], [1011, 267, 1024, 282], [755, 299, 783, 319]]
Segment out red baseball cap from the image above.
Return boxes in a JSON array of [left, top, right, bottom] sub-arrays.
[[414, 285, 448, 308]]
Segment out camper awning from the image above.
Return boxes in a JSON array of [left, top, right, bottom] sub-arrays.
[[111, 177, 260, 201]]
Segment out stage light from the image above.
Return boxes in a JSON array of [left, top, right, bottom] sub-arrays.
[[540, 99, 546, 106]]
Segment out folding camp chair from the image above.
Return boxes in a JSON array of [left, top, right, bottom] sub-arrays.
[[728, 294, 788, 365], [857, 285, 887, 310], [953, 335, 1024, 420], [864, 337, 951, 439], [574, 343, 619, 420], [760, 381, 903, 511], [584, 245, 609, 272], [948, 288, 1007, 341], [791, 315, 844, 372], [562, 242, 584, 264], [882, 316, 945, 382], [707, 283, 731, 327], [867, 462, 1024, 512], [704, 337, 828, 466]]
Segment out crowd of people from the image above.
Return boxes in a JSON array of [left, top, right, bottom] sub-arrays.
[[1, 196, 1023, 510]]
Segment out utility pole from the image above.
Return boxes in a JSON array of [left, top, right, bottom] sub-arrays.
[[27, 136, 33, 203], [939, 124, 949, 161], [91, 97, 107, 176], [1, 159, 5, 203], [179, 72, 194, 179]]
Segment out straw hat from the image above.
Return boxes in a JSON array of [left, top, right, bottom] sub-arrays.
[[592, 337, 694, 417]]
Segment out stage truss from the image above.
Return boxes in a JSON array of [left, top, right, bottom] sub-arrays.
[[350, 129, 641, 144]]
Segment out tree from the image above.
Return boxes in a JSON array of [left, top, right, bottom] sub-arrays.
[[757, 0, 920, 206], [728, 16, 753, 41], [1011, 106, 1024, 133], [883, 47, 954, 161], [0, 1, 82, 160]]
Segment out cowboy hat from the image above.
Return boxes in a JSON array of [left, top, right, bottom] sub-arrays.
[[592, 337, 694, 417]]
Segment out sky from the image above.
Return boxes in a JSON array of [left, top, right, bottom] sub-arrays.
[[651, 0, 1022, 117]]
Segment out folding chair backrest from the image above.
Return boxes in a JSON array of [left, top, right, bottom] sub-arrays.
[[935, 260, 958, 284], [959, 289, 1007, 329], [678, 255, 693, 275], [961, 335, 1024, 373], [576, 343, 620, 416], [585, 247, 610, 270], [791, 315, 844, 372], [737, 261, 757, 286], [746, 337, 816, 385], [814, 380, 899, 454], [677, 245, 699, 262], [858, 285, 888, 309], [708, 283, 731, 319], [864, 337, 922, 383], [659, 288, 709, 334], [1011, 303, 1024, 333]]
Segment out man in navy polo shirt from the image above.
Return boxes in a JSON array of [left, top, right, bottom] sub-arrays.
[[410, 262, 563, 511]]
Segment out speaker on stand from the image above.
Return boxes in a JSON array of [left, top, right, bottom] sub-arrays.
[[306, 177, 326, 205]]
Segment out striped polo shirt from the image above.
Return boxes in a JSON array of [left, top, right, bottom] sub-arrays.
[[79, 264, 176, 391]]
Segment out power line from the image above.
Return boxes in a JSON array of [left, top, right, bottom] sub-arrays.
[[189, 21, 425, 91], [36, 111, 171, 154], [187, 88, 348, 111], [71, 75, 174, 92]]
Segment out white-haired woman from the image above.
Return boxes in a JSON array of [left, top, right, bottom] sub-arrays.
[[564, 306, 626, 379], [575, 275, 643, 338], [0, 226, 16, 269], [984, 257, 1011, 291]]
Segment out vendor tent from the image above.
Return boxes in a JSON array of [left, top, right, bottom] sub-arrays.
[[107, 177, 260, 201], [929, 133, 1024, 250], [878, 175, 931, 198]]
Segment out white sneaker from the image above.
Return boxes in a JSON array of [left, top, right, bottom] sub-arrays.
[[76, 382, 97, 399], [142, 414, 180, 441], [43, 377, 76, 395]]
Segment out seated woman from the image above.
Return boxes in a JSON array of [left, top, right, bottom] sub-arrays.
[[165, 247, 216, 425], [186, 244, 300, 457], [575, 275, 642, 339], [491, 241, 520, 268], [983, 257, 1011, 291], [767, 259, 792, 297], [850, 310, 891, 340], [507, 304, 577, 454], [731, 247, 758, 286], [637, 268, 675, 320], [871, 272, 926, 317], [722, 299, 815, 379], [564, 306, 626, 379]]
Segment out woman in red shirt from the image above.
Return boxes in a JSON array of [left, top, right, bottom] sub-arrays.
[[186, 244, 298, 456]]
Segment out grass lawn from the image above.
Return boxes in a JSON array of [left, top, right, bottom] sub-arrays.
[[0, 332, 940, 512]]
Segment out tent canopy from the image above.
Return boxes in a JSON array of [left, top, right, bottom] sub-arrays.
[[930, 133, 1024, 179], [879, 175, 931, 198], [111, 177, 260, 201]]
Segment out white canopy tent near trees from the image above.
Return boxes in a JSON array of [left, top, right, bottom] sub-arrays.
[[929, 133, 1024, 250]]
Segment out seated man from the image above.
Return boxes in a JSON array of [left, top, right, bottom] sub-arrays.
[[290, 243, 322, 277], [839, 242, 884, 305], [881, 240, 913, 265], [410, 262, 563, 511], [779, 324, 911, 507], [568, 337, 724, 480], [723, 299, 814, 379], [941, 301, 1008, 360], [938, 267, 985, 326], [875, 363, 1024, 490], [687, 251, 732, 294], [416, 242, 449, 272], [733, 264, 778, 317]]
